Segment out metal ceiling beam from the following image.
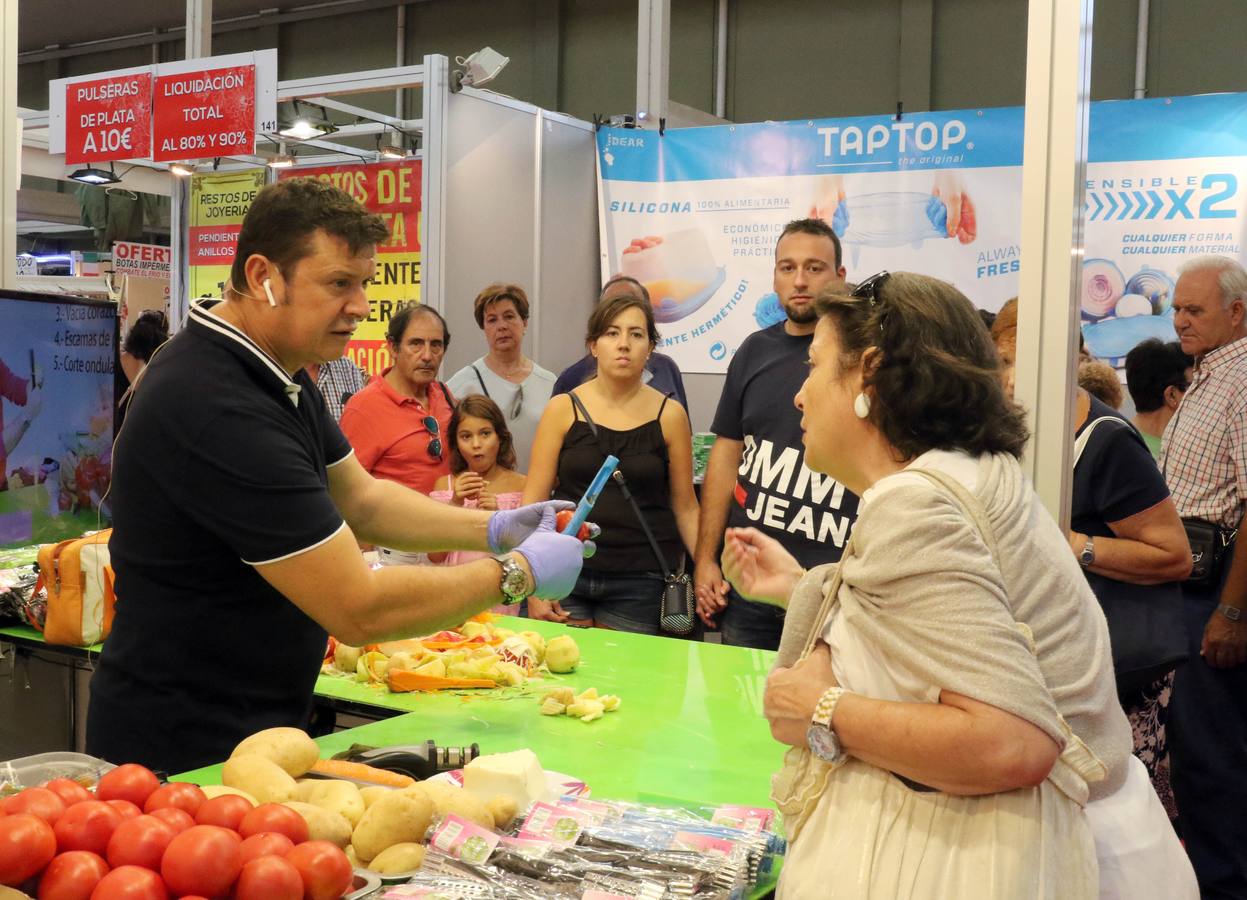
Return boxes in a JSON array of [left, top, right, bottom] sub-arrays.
[[277, 64, 427, 101], [19, 0, 434, 65]]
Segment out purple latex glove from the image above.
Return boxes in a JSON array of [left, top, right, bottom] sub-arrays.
[[488, 500, 574, 553], [512, 505, 598, 598]]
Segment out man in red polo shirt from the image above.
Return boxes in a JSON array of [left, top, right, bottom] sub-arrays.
[[341, 304, 455, 496]]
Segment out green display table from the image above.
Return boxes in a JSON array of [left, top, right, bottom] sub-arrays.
[[3, 618, 784, 894], [180, 617, 783, 811], [0, 623, 102, 657]]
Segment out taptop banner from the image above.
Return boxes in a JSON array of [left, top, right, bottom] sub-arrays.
[[598, 93, 1247, 374], [278, 159, 423, 377], [597, 109, 1025, 374]]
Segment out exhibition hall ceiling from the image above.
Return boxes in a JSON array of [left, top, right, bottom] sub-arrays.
[[19, 0, 396, 54]]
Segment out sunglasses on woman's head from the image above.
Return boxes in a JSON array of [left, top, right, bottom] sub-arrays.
[[850, 271, 891, 306], [423, 415, 442, 460]]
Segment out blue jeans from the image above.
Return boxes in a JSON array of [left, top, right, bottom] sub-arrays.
[[719, 587, 786, 650], [559, 569, 665, 635], [1169, 548, 1247, 899]]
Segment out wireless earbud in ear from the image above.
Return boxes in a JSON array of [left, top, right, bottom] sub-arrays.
[[263, 278, 277, 307]]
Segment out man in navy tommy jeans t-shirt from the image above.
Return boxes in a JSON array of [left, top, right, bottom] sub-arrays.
[[693, 219, 860, 650]]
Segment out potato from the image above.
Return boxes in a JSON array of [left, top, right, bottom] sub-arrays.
[[284, 801, 353, 847], [404, 781, 459, 814], [222, 754, 297, 804], [367, 842, 426, 874], [360, 786, 393, 809], [293, 779, 365, 828], [230, 727, 320, 777], [486, 794, 518, 830], [334, 643, 362, 673], [387, 651, 420, 672], [344, 845, 361, 868], [439, 793, 494, 830], [200, 784, 258, 804], [545, 635, 579, 673], [351, 791, 434, 863]]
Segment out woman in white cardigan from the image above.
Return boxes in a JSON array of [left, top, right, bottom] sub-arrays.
[[723, 272, 1194, 899]]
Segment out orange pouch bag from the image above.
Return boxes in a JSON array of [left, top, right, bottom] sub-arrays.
[[33, 529, 115, 646]]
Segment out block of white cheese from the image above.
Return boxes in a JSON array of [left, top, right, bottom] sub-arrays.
[[462, 749, 546, 811]]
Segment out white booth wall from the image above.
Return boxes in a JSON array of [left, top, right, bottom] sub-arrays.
[[440, 88, 599, 384]]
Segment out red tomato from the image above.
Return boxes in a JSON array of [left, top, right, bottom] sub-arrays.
[[192, 795, 252, 832], [233, 856, 303, 900], [89, 865, 168, 900], [237, 805, 308, 844], [160, 825, 241, 898], [142, 785, 204, 818], [0, 813, 58, 885], [36, 850, 109, 900], [554, 509, 593, 541], [146, 809, 193, 834], [284, 841, 353, 900], [239, 832, 295, 864], [2, 788, 67, 825], [105, 816, 176, 872], [105, 801, 142, 822], [42, 779, 93, 808], [54, 801, 124, 856], [95, 766, 160, 811]]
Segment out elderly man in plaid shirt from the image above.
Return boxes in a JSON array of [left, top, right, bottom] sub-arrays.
[[1161, 255, 1247, 898], [306, 357, 368, 422]]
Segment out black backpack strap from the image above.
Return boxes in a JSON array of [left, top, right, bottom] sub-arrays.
[[438, 381, 456, 409], [470, 366, 491, 399], [567, 392, 671, 576]]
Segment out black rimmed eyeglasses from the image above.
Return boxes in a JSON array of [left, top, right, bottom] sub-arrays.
[[423, 415, 443, 460]]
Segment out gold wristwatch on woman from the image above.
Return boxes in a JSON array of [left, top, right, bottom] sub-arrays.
[[807, 686, 847, 764]]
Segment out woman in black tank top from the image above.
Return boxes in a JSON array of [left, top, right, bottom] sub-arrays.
[[523, 290, 700, 634]]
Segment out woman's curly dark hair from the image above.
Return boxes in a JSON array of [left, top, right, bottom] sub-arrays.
[[815, 272, 1029, 460]]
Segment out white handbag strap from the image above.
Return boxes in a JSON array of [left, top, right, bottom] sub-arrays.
[[1073, 416, 1125, 468]]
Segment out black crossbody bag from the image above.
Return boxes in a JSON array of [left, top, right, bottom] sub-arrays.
[[1182, 518, 1237, 588], [1162, 403, 1239, 588], [568, 394, 695, 635]]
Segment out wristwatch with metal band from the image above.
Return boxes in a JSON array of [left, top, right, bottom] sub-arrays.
[[806, 686, 847, 764], [1079, 536, 1096, 568], [1217, 603, 1243, 623], [493, 554, 529, 606]]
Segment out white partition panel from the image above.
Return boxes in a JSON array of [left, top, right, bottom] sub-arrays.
[[442, 88, 596, 378]]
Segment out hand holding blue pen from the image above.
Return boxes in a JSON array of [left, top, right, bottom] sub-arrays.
[[562, 455, 619, 535]]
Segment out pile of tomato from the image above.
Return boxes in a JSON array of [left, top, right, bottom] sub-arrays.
[[0, 764, 354, 900]]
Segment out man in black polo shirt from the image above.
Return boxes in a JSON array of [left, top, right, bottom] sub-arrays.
[[693, 219, 860, 649], [87, 180, 587, 773]]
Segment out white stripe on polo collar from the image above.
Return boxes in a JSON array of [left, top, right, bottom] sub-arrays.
[[190, 299, 303, 408]]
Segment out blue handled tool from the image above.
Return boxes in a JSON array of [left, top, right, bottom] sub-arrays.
[[561, 454, 618, 535]]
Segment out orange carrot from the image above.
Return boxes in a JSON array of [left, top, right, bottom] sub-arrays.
[[308, 758, 415, 787], [386, 669, 497, 693]]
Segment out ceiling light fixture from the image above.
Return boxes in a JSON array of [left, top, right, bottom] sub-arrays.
[[169, 161, 197, 177], [267, 142, 296, 169], [68, 164, 121, 185], [278, 101, 338, 141]]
